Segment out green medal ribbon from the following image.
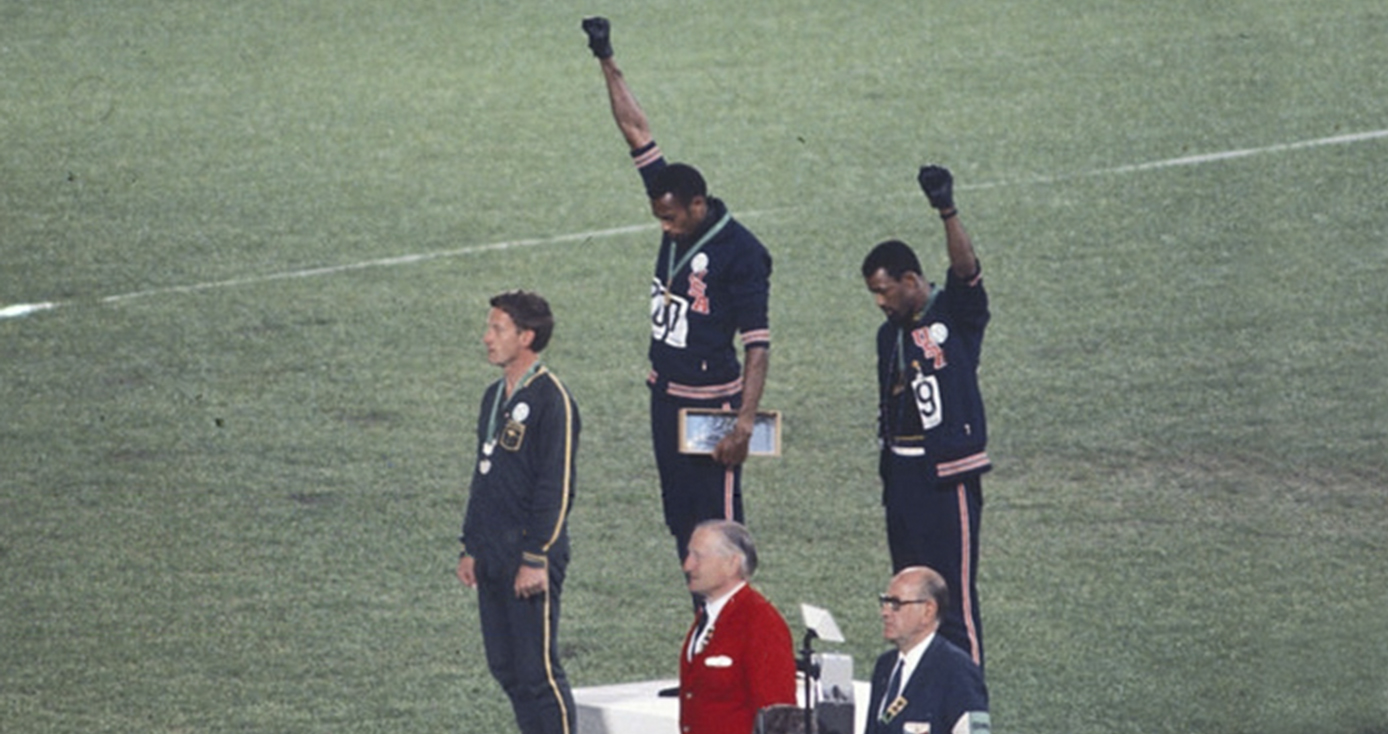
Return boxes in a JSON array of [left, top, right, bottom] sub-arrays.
[[485, 361, 542, 442], [662, 212, 731, 302], [894, 287, 943, 378]]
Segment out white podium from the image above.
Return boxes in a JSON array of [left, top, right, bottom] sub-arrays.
[[573, 678, 871, 734], [573, 678, 679, 734]]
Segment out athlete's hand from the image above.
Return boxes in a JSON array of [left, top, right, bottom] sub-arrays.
[[514, 565, 549, 599], [456, 555, 477, 588], [917, 165, 955, 211], [712, 421, 753, 467], [582, 16, 613, 59]]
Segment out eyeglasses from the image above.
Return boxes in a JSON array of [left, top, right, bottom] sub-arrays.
[[878, 594, 931, 612]]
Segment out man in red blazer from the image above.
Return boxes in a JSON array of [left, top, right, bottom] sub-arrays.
[[678, 520, 797, 734]]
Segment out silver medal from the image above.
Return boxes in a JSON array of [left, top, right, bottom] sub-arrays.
[[479, 459, 492, 475]]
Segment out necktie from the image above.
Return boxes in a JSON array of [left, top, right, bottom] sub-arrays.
[[879, 656, 904, 722], [689, 609, 709, 660]]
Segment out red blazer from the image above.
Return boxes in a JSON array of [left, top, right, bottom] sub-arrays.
[[678, 584, 797, 734]]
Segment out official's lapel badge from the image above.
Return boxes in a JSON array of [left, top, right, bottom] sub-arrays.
[[880, 695, 908, 725], [694, 624, 715, 655]]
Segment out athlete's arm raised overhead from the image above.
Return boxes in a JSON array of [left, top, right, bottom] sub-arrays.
[[583, 17, 654, 152], [918, 165, 979, 279]]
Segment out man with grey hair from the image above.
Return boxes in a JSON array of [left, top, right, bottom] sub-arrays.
[[677, 520, 797, 734], [866, 566, 989, 734]]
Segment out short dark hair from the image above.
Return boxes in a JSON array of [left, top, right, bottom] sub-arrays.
[[649, 163, 707, 206], [489, 290, 554, 353], [861, 240, 922, 281]]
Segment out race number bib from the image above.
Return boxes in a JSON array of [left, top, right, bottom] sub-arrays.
[[651, 279, 690, 348], [911, 373, 943, 431]]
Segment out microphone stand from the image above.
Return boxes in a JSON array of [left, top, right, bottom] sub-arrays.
[[798, 628, 820, 733]]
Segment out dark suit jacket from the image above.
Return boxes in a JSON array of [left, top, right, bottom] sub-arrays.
[[865, 635, 988, 734], [678, 584, 797, 734]]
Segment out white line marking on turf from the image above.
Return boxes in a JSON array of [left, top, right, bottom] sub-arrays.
[[98, 222, 655, 306], [1096, 129, 1388, 174], [967, 128, 1388, 190], [3, 128, 1386, 321], [0, 223, 654, 320], [0, 302, 58, 319]]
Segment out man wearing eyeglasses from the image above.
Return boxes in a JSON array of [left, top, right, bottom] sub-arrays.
[[867, 566, 988, 734]]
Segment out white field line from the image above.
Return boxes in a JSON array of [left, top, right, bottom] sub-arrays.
[[964, 128, 1388, 191], [0, 302, 59, 319], [97, 222, 654, 306], [4, 129, 1387, 321]]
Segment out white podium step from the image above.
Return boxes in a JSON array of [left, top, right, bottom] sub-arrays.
[[572, 678, 870, 734]]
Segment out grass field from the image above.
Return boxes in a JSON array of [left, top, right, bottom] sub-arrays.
[[4, 1, 1387, 733]]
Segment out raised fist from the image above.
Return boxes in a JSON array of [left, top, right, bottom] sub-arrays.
[[582, 17, 613, 59], [917, 165, 955, 211]]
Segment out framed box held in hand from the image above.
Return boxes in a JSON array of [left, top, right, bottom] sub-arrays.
[[678, 409, 782, 456]]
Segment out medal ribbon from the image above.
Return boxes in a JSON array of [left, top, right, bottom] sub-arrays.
[[662, 212, 731, 301], [893, 287, 943, 380], [485, 362, 542, 442]]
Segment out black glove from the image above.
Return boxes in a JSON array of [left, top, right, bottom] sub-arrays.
[[582, 17, 613, 59], [917, 165, 955, 211]]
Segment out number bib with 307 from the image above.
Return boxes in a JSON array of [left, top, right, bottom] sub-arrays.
[[651, 280, 690, 348]]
